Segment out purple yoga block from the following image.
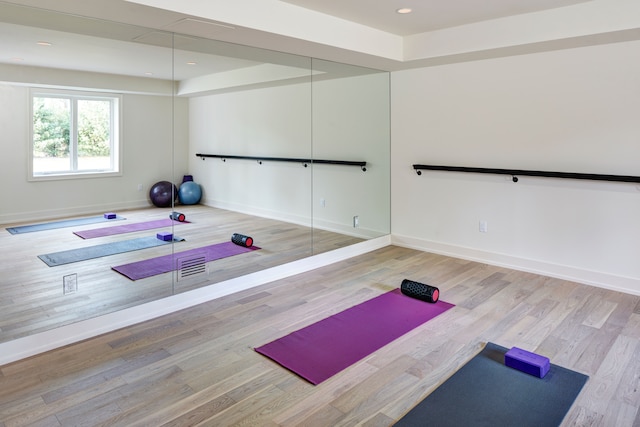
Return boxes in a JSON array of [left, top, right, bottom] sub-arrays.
[[505, 347, 550, 378], [104, 212, 117, 219], [157, 232, 173, 241]]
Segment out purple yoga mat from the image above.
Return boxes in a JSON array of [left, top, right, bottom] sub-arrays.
[[74, 218, 187, 239], [255, 288, 455, 384], [112, 241, 260, 280]]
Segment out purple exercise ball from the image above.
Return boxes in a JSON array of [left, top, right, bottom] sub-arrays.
[[149, 180, 178, 207]]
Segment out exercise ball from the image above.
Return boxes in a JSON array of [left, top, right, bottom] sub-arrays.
[[178, 181, 202, 205], [149, 180, 178, 208]]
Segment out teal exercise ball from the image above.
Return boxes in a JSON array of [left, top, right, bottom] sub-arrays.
[[178, 181, 202, 205]]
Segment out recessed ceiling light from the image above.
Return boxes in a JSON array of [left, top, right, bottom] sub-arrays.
[[144, 72, 154, 76], [186, 61, 197, 65], [396, 8, 412, 14], [10, 57, 24, 62], [36, 41, 52, 46]]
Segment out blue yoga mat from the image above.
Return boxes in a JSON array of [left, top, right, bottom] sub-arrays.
[[38, 235, 183, 267], [6, 215, 125, 234]]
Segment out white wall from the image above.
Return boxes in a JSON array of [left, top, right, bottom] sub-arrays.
[[188, 82, 313, 225], [187, 72, 391, 238], [0, 77, 189, 224], [391, 40, 640, 295], [311, 72, 390, 237]]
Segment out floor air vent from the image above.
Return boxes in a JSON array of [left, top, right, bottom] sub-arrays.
[[177, 254, 207, 281]]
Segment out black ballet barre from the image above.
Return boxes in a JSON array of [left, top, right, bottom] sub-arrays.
[[413, 164, 640, 183], [196, 153, 367, 171]]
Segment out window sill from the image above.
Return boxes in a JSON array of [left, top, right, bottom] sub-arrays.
[[28, 171, 122, 182]]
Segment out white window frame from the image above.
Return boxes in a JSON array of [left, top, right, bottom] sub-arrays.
[[29, 88, 123, 181]]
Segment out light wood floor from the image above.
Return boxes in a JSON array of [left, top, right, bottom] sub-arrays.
[[1, 245, 639, 426], [0, 206, 362, 343]]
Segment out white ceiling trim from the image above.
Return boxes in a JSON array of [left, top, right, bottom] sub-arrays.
[[404, 0, 640, 62], [124, 0, 404, 61], [124, 0, 640, 69], [4, 0, 640, 73], [279, 0, 592, 36]]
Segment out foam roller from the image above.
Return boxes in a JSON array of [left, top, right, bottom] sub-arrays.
[[170, 211, 186, 222], [401, 279, 439, 303], [231, 233, 253, 247]]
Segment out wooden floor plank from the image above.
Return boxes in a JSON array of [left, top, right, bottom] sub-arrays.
[[1, 244, 639, 425], [0, 205, 363, 343]]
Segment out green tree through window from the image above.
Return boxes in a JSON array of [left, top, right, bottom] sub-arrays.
[[31, 89, 120, 178], [78, 99, 110, 157], [33, 97, 70, 159]]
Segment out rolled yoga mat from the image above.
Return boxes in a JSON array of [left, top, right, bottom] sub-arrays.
[[231, 233, 253, 247], [7, 215, 125, 234], [38, 235, 184, 267], [255, 288, 455, 385], [73, 218, 188, 239], [401, 278, 440, 303], [111, 241, 260, 280], [170, 211, 186, 222]]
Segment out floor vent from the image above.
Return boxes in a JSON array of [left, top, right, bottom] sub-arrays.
[[63, 273, 78, 295], [177, 254, 206, 281]]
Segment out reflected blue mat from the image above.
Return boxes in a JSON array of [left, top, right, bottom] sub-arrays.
[[395, 342, 588, 427], [38, 235, 183, 267], [6, 215, 125, 234]]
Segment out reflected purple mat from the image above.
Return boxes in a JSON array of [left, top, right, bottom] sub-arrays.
[[112, 241, 259, 280], [255, 288, 455, 385], [74, 218, 187, 239]]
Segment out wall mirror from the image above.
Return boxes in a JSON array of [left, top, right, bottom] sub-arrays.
[[0, 1, 390, 344]]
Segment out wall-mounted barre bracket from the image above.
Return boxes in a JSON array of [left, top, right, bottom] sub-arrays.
[[412, 164, 640, 184], [196, 154, 367, 171]]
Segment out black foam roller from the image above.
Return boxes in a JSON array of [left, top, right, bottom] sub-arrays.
[[170, 211, 186, 222], [401, 279, 440, 303], [231, 233, 253, 247]]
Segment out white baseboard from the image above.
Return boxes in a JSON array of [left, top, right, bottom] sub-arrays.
[[204, 198, 311, 228], [312, 217, 387, 240], [202, 198, 386, 240], [0, 235, 391, 366], [391, 234, 640, 297]]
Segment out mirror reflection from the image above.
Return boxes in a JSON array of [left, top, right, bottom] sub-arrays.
[[0, 2, 390, 344]]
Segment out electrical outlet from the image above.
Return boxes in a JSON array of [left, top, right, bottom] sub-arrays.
[[137, 183, 143, 191], [353, 215, 359, 228], [63, 273, 78, 294], [479, 220, 488, 233], [320, 198, 326, 207]]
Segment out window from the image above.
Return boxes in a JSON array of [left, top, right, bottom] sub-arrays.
[[30, 88, 121, 180]]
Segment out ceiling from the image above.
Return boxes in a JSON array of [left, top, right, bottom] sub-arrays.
[[0, 0, 638, 84], [0, 1, 281, 82], [279, 0, 591, 36], [0, 0, 386, 90]]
